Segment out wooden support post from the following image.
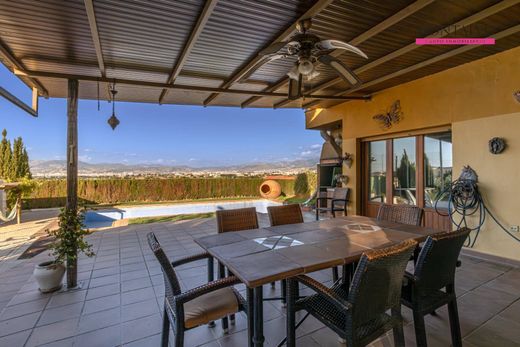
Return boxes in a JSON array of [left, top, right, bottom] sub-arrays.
[[66, 79, 79, 288]]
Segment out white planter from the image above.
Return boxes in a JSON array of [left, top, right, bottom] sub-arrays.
[[33, 261, 66, 293]]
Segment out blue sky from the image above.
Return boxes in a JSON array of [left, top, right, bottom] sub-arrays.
[[0, 65, 322, 167]]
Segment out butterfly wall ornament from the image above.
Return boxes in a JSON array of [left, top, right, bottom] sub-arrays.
[[372, 100, 403, 130]]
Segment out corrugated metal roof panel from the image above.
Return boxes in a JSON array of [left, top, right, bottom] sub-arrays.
[[183, 0, 313, 77], [1, 0, 519, 108]]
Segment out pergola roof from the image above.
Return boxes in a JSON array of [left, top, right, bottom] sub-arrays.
[[1, 0, 519, 110]]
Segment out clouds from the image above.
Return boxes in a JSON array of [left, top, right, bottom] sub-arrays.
[[299, 143, 322, 157]]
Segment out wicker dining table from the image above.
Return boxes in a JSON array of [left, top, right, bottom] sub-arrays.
[[194, 215, 442, 347]]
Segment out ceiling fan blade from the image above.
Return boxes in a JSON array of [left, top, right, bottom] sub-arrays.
[[266, 54, 285, 62], [318, 55, 362, 86], [237, 54, 286, 83], [316, 39, 368, 59], [287, 65, 299, 80], [306, 70, 320, 81], [258, 41, 288, 56]]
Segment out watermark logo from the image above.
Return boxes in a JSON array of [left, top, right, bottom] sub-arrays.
[[416, 23, 495, 45], [416, 38, 495, 45]]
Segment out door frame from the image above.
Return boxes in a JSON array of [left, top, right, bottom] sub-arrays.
[[360, 126, 452, 229]]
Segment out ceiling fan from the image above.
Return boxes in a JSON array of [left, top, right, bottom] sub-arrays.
[[259, 18, 368, 99]]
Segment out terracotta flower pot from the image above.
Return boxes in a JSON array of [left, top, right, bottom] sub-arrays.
[[33, 261, 66, 293]]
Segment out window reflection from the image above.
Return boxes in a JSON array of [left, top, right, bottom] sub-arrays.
[[424, 132, 452, 208], [393, 137, 416, 205], [368, 141, 386, 203]]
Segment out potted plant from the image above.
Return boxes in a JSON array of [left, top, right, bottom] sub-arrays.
[[34, 208, 94, 293]]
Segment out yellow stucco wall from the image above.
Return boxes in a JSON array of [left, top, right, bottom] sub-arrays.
[[453, 113, 520, 260], [306, 46, 520, 260]]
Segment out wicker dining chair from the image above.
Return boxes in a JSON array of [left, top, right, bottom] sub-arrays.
[[287, 239, 417, 347], [147, 233, 249, 347], [315, 187, 350, 221], [215, 208, 258, 325], [401, 228, 470, 347], [267, 203, 304, 226], [267, 204, 304, 305], [216, 207, 259, 233], [376, 203, 424, 226]]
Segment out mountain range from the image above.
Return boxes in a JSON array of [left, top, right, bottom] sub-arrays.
[[29, 158, 318, 177]]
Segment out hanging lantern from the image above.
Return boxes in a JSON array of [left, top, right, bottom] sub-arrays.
[[107, 113, 120, 130], [107, 85, 120, 130]]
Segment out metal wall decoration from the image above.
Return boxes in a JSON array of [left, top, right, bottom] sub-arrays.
[[372, 100, 403, 130], [489, 137, 506, 154], [514, 91, 520, 103]]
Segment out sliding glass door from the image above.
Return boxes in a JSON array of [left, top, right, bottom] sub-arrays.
[[363, 131, 452, 230]]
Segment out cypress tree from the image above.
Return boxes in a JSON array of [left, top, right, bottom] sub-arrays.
[[22, 148, 31, 179], [0, 130, 32, 180], [0, 129, 7, 178], [2, 140, 13, 180], [12, 137, 22, 179]]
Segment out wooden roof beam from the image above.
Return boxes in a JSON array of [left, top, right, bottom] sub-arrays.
[[84, 0, 106, 77], [15, 69, 371, 101], [272, 0, 435, 109], [0, 86, 38, 117], [304, 0, 520, 105], [0, 40, 48, 98], [304, 23, 520, 109], [159, 0, 218, 104], [202, 0, 334, 106]]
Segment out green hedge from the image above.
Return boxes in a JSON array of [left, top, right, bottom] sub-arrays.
[[25, 177, 295, 209], [294, 171, 317, 197]]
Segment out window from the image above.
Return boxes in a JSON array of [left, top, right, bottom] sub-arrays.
[[368, 141, 386, 203], [393, 137, 416, 205], [424, 132, 452, 208]]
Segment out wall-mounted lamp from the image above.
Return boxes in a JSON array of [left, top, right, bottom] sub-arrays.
[[342, 153, 353, 168]]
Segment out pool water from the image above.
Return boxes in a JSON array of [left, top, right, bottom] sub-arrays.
[[84, 199, 281, 229]]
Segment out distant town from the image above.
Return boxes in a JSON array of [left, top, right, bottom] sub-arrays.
[[29, 158, 319, 178]]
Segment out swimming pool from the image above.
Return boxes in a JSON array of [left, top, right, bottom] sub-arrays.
[[83, 199, 281, 229]]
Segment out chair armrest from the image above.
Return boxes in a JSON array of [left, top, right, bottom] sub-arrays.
[[175, 275, 241, 304], [316, 196, 331, 202], [295, 275, 352, 311], [403, 271, 418, 286], [171, 252, 212, 267]]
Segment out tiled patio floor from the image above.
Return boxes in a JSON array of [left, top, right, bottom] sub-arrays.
[[0, 213, 519, 347]]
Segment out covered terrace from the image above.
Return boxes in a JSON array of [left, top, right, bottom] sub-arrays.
[[1, 0, 520, 347]]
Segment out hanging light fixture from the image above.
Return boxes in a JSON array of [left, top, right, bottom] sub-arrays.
[[107, 83, 120, 130]]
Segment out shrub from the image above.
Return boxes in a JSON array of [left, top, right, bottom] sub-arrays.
[[25, 177, 295, 209], [294, 171, 317, 197]]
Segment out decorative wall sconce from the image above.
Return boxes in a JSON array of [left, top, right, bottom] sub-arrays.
[[334, 174, 349, 187], [489, 137, 506, 154], [342, 153, 354, 168]]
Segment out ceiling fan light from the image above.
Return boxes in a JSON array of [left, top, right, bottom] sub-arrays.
[[306, 70, 320, 80], [298, 59, 314, 75]]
